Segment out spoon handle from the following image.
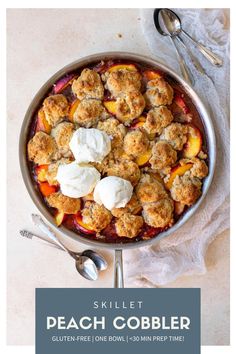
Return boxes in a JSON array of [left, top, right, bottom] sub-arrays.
[[182, 29, 223, 67], [19, 229, 63, 251], [175, 35, 206, 75], [31, 214, 70, 254], [114, 249, 124, 288], [170, 37, 194, 85]]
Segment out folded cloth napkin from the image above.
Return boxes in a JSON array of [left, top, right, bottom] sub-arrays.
[[124, 8, 230, 287]]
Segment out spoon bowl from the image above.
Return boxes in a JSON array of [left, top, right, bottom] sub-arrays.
[[82, 250, 108, 271], [155, 8, 223, 67], [31, 214, 104, 281], [154, 8, 180, 36], [153, 8, 194, 85], [75, 256, 99, 281]]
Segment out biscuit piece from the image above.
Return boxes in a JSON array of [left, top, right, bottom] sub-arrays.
[[111, 194, 142, 217], [144, 106, 173, 135], [97, 118, 126, 147], [150, 140, 177, 170], [96, 146, 133, 175], [27, 131, 58, 165], [190, 158, 208, 179], [142, 198, 174, 228], [81, 201, 112, 232], [73, 99, 107, 127], [170, 174, 202, 205], [90, 147, 130, 175], [46, 192, 81, 214], [124, 130, 149, 157], [116, 91, 146, 124], [106, 69, 142, 97], [43, 94, 69, 127], [51, 122, 75, 157], [136, 174, 167, 204], [106, 160, 140, 186], [145, 78, 174, 107], [160, 123, 188, 150], [72, 69, 104, 100], [115, 213, 143, 238], [107, 147, 133, 162], [198, 150, 208, 160]]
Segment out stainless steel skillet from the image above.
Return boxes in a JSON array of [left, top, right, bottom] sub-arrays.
[[19, 52, 216, 287]]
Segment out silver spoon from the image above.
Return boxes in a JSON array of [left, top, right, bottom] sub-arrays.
[[19, 229, 107, 272], [160, 8, 223, 67], [156, 9, 206, 76], [31, 214, 99, 281], [154, 9, 194, 85]]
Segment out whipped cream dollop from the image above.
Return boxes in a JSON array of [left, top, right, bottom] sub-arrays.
[[56, 162, 101, 198], [94, 176, 133, 210], [69, 128, 111, 164]]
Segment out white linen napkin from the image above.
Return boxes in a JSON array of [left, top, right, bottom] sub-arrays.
[[125, 8, 230, 286]]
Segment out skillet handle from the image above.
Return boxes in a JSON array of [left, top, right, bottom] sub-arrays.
[[114, 249, 124, 288]]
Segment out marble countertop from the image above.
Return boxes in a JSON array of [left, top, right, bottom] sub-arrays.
[[7, 8, 229, 346]]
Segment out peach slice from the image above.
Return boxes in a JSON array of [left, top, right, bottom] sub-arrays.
[[130, 116, 146, 129], [36, 108, 52, 134], [35, 164, 49, 182], [55, 211, 65, 226], [174, 94, 189, 114], [103, 100, 137, 122], [74, 214, 95, 235], [107, 63, 137, 73], [39, 182, 57, 197], [183, 124, 202, 158], [53, 73, 76, 94], [69, 99, 80, 122], [165, 163, 193, 190], [103, 100, 117, 115], [143, 70, 162, 81], [174, 201, 185, 216], [135, 149, 152, 166]]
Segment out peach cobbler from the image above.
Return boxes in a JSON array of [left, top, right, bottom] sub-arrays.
[[27, 60, 209, 243]]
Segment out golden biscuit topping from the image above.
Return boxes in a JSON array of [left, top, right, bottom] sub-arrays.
[[27, 60, 209, 243], [28, 131, 58, 165], [111, 193, 142, 217], [106, 160, 141, 186], [115, 213, 144, 238], [150, 140, 177, 170], [43, 94, 69, 127], [145, 77, 174, 107], [124, 130, 149, 157], [81, 201, 112, 232], [72, 69, 104, 100], [106, 69, 142, 97], [160, 122, 188, 150], [144, 106, 173, 135], [136, 173, 167, 204], [73, 99, 107, 128], [190, 158, 209, 179], [142, 198, 174, 228], [116, 91, 146, 123], [51, 122, 75, 157], [97, 118, 126, 148], [170, 174, 202, 206], [46, 192, 81, 214]]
